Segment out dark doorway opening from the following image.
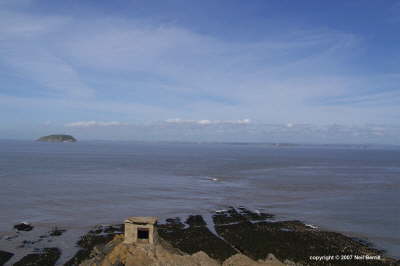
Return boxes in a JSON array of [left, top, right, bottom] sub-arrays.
[[137, 228, 149, 240]]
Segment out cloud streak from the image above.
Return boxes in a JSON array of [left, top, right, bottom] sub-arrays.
[[65, 121, 129, 128], [0, 10, 92, 98], [58, 120, 400, 144], [165, 118, 251, 125]]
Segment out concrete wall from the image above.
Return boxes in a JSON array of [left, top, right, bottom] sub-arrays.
[[124, 222, 156, 244]]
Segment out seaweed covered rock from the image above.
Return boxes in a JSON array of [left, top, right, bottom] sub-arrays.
[[213, 207, 397, 266], [65, 224, 123, 266], [62, 207, 399, 266], [13, 248, 60, 266], [158, 215, 237, 262], [49, 227, 66, 236], [0, 250, 14, 266], [79, 217, 288, 266], [213, 207, 274, 225], [14, 222, 34, 231]]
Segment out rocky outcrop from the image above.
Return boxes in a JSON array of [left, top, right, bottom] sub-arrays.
[[222, 254, 286, 266], [14, 222, 34, 231], [212, 207, 395, 266], [79, 235, 286, 266], [37, 134, 77, 142], [65, 224, 123, 266], [55, 207, 400, 266]]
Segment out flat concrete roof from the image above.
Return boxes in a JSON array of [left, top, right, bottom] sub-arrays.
[[125, 217, 158, 225]]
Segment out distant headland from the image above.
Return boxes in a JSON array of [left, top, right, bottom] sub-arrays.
[[37, 134, 77, 142]]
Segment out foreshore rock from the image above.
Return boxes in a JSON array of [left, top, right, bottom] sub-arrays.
[[66, 207, 398, 266], [13, 248, 61, 266], [157, 215, 237, 261], [65, 224, 123, 266], [221, 254, 286, 266], [14, 222, 33, 231], [78, 235, 287, 266], [212, 207, 396, 265], [80, 234, 220, 266], [6, 207, 398, 266]]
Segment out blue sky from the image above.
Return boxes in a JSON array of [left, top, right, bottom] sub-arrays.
[[1, 0, 400, 143]]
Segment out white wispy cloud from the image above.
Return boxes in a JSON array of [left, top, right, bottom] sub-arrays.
[[165, 118, 251, 125], [65, 121, 129, 128], [0, 2, 399, 142], [57, 121, 400, 144], [0, 10, 92, 98]]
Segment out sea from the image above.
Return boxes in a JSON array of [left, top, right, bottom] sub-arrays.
[[0, 140, 399, 263]]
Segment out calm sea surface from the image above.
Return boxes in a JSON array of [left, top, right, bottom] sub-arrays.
[[0, 140, 399, 260]]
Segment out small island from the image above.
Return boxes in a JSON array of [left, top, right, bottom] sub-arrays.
[[37, 134, 77, 142]]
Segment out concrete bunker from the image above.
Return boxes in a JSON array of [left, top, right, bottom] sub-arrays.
[[124, 217, 157, 245]]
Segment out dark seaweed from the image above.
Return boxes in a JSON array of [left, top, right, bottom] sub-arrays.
[[158, 215, 237, 262], [13, 223, 33, 231], [64, 225, 122, 266], [14, 248, 60, 266], [213, 207, 397, 266], [0, 250, 13, 266]]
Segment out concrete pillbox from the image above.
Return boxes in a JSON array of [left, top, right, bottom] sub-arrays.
[[124, 217, 158, 245]]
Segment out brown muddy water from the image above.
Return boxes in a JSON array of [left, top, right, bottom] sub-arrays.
[[0, 140, 399, 264]]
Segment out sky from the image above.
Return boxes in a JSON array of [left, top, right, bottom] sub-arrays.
[[1, 0, 400, 143]]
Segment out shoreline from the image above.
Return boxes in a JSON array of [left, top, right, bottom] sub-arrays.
[[1, 207, 398, 266], [2, 209, 398, 260]]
